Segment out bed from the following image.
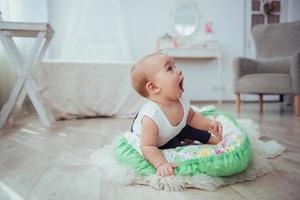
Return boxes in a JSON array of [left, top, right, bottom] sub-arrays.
[[36, 60, 145, 120]]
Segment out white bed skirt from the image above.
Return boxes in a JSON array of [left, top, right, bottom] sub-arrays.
[[36, 60, 145, 120]]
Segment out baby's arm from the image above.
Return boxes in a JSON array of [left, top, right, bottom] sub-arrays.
[[187, 107, 222, 144], [140, 116, 176, 176], [187, 107, 210, 130]]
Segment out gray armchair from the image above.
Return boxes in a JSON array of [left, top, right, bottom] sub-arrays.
[[233, 21, 300, 116]]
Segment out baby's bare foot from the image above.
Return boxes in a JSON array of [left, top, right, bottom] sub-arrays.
[[217, 135, 222, 142]]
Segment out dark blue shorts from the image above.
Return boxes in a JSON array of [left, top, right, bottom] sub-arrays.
[[158, 124, 211, 149]]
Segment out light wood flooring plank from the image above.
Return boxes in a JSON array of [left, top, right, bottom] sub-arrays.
[[0, 102, 299, 199]]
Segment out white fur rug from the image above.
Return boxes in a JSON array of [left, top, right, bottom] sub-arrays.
[[89, 119, 285, 191]]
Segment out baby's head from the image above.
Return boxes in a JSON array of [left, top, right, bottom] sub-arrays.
[[131, 53, 184, 100]]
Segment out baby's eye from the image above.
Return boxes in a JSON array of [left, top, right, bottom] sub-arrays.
[[167, 66, 173, 71]]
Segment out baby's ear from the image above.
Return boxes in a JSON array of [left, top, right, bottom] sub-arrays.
[[146, 81, 160, 94]]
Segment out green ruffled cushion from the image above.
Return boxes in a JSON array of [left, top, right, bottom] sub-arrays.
[[114, 108, 252, 177]]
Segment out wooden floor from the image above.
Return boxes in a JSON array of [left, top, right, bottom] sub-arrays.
[[0, 102, 300, 200]]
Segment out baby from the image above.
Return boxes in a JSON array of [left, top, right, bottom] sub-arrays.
[[130, 53, 222, 177]]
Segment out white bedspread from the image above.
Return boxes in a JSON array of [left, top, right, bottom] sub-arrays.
[[36, 60, 145, 120]]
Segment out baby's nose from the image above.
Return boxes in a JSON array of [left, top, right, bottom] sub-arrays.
[[177, 68, 182, 75]]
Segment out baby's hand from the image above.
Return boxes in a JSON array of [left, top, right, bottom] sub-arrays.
[[208, 120, 223, 139], [156, 162, 176, 177]]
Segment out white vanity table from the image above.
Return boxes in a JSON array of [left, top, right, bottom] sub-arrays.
[[160, 46, 220, 59], [160, 46, 223, 103]]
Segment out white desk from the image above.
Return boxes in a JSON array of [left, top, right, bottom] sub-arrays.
[[160, 47, 222, 103], [0, 13, 54, 129]]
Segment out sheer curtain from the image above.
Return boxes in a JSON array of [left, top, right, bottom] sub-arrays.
[[0, 0, 22, 108], [0, 0, 47, 108], [48, 0, 133, 61]]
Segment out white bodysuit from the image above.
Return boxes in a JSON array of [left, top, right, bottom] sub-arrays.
[[131, 94, 190, 146]]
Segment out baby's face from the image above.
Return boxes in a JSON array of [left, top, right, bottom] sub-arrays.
[[147, 54, 184, 100]]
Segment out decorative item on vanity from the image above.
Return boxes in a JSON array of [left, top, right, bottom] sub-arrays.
[[204, 21, 214, 41], [156, 33, 178, 51]]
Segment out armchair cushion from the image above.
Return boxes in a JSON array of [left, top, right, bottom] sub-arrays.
[[256, 57, 291, 74], [252, 21, 300, 58], [237, 73, 292, 94], [233, 57, 292, 94], [234, 57, 290, 77]]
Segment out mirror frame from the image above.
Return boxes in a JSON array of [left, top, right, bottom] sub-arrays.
[[170, 0, 201, 45]]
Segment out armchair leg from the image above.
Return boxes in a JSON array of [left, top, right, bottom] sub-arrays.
[[295, 95, 300, 116], [236, 93, 240, 113], [259, 94, 263, 113], [279, 94, 284, 102]]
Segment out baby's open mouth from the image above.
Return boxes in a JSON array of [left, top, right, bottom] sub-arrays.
[[179, 78, 184, 91]]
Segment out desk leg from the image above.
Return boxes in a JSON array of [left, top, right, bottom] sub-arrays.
[[0, 32, 52, 128], [218, 53, 222, 104], [1, 34, 54, 127]]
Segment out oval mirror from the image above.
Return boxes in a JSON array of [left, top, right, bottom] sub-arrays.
[[173, 4, 197, 36]]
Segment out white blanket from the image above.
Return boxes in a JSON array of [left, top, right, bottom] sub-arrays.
[[89, 118, 285, 191], [37, 60, 145, 119]]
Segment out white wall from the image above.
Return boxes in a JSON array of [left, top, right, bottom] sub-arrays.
[[288, 0, 300, 21], [46, 0, 299, 101], [47, 0, 245, 101], [122, 0, 245, 101]]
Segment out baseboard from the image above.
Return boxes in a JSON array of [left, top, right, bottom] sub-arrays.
[[191, 100, 284, 104]]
